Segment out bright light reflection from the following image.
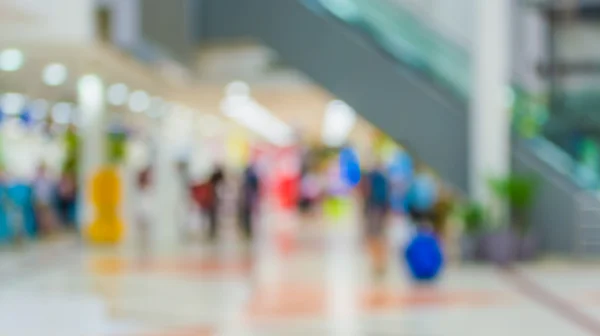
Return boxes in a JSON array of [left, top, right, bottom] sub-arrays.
[[0, 49, 24, 72], [30, 99, 49, 120], [225, 81, 250, 97], [78, 75, 103, 109], [107, 83, 129, 106], [129, 90, 150, 113], [51, 102, 72, 125], [2, 93, 26, 115], [221, 96, 294, 146], [322, 100, 357, 147], [42, 63, 68, 86]]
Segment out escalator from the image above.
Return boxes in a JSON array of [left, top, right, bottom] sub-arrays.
[[201, 0, 600, 254], [202, 0, 468, 191]]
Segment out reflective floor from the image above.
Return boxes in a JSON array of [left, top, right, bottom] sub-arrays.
[[1, 209, 600, 336]]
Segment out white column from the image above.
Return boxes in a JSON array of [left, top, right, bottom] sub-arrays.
[[77, 75, 105, 226], [470, 0, 511, 205], [152, 109, 188, 248]]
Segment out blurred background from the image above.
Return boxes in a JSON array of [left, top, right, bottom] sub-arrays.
[[1, 0, 600, 335]]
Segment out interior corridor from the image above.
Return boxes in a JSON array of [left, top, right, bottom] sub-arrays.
[[1, 207, 599, 336]]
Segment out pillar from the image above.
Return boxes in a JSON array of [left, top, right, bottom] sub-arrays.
[[152, 105, 191, 248], [77, 74, 105, 226], [470, 0, 511, 205]]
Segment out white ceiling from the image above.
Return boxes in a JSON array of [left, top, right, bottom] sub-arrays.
[[195, 43, 314, 88], [0, 41, 376, 144], [0, 1, 36, 23]]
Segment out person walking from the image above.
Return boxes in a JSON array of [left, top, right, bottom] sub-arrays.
[[206, 165, 225, 240], [363, 162, 390, 277], [32, 164, 58, 235], [238, 163, 260, 239]]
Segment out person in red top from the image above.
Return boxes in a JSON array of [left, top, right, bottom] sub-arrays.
[[136, 166, 153, 259]]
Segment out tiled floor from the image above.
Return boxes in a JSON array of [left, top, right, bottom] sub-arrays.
[[1, 211, 600, 336]]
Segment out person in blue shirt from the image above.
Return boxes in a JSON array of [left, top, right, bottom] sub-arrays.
[[238, 163, 260, 240], [362, 161, 390, 277]]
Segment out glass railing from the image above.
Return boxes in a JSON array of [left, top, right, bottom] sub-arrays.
[[315, 0, 600, 190], [320, 0, 471, 98]]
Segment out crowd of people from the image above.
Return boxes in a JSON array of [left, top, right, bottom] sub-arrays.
[[0, 164, 78, 242], [0, 143, 450, 281], [143, 147, 450, 278], [0, 141, 449, 277]]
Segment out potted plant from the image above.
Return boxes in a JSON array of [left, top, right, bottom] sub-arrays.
[[456, 201, 486, 260], [488, 174, 538, 261]]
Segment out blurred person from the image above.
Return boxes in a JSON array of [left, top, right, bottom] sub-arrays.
[[206, 165, 225, 240], [297, 153, 312, 214], [363, 160, 390, 277], [1, 170, 30, 242], [238, 162, 261, 239], [405, 173, 439, 231], [189, 179, 210, 235], [176, 159, 193, 239], [32, 163, 58, 235], [298, 170, 321, 217], [0, 166, 14, 242], [322, 157, 352, 222], [136, 166, 154, 260], [56, 170, 77, 227], [0, 168, 11, 242]]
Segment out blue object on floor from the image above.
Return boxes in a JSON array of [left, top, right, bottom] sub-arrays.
[[405, 231, 444, 281]]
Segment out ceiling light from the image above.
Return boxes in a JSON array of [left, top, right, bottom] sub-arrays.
[[78, 75, 104, 109], [0, 49, 24, 72], [225, 81, 250, 98], [51, 102, 72, 125], [1, 93, 25, 115], [107, 83, 129, 106], [30, 99, 49, 120], [128, 90, 150, 113], [42, 63, 68, 86], [322, 100, 357, 147], [221, 96, 294, 146]]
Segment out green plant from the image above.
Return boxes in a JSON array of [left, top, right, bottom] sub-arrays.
[[62, 127, 79, 174], [459, 202, 487, 235], [489, 174, 538, 234], [106, 131, 127, 165]]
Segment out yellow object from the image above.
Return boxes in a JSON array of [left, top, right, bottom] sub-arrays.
[[226, 133, 249, 168], [323, 197, 352, 223], [373, 132, 402, 164], [86, 166, 125, 244]]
